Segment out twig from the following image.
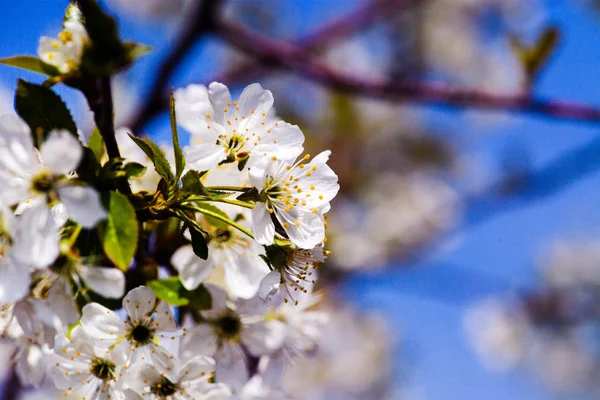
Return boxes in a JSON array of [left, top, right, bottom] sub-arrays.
[[216, 19, 600, 124], [129, 0, 410, 131], [129, 0, 223, 135]]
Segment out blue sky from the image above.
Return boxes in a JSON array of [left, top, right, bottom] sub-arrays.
[[1, 1, 600, 399]]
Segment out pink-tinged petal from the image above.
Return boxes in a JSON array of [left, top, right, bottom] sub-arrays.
[[40, 130, 82, 175], [123, 286, 157, 322], [57, 185, 106, 228], [78, 264, 125, 299], [208, 82, 233, 126], [251, 205, 275, 246], [80, 303, 126, 344], [171, 245, 214, 290]]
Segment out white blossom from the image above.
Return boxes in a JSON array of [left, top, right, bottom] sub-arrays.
[[249, 151, 339, 249], [38, 20, 88, 74], [175, 82, 304, 171], [80, 286, 178, 373]]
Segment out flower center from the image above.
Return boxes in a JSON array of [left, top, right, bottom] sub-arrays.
[[214, 228, 232, 243], [89, 357, 115, 382], [150, 377, 178, 398], [215, 312, 242, 339], [127, 322, 155, 346], [31, 171, 55, 194]]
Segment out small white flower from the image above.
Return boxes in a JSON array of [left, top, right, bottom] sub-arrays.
[[48, 326, 128, 399], [0, 116, 107, 230], [38, 20, 88, 74], [203, 376, 291, 400], [80, 286, 178, 372], [175, 82, 304, 171], [171, 214, 269, 299], [126, 356, 216, 399], [258, 245, 324, 306], [249, 151, 339, 249], [180, 285, 285, 391], [37, 252, 126, 326]]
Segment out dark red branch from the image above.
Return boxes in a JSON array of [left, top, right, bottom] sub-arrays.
[[217, 19, 600, 124]]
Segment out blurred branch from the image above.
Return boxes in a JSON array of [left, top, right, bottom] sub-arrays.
[[129, 0, 411, 132], [465, 134, 600, 229], [1, 368, 21, 400], [129, 0, 224, 134], [217, 19, 600, 124]]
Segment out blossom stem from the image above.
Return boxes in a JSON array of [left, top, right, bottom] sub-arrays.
[[182, 197, 255, 209], [177, 205, 255, 240], [205, 186, 253, 193]]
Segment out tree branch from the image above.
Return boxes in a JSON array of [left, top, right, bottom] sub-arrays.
[[1, 368, 21, 400], [216, 19, 600, 124], [129, 0, 223, 134], [128, 0, 410, 131]]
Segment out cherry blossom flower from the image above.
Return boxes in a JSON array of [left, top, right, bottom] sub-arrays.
[[80, 287, 178, 373], [48, 326, 128, 399], [0, 116, 107, 229], [249, 151, 339, 249], [258, 244, 325, 305], [126, 356, 216, 399], [38, 20, 88, 74], [175, 82, 304, 171]]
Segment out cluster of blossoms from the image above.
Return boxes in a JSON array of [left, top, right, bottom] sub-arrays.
[[0, 5, 339, 396], [465, 239, 600, 393]]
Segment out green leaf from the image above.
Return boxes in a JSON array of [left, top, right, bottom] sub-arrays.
[[124, 162, 147, 179], [123, 41, 152, 61], [15, 80, 78, 148], [148, 277, 189, 306], [98, 192, 139, 271], [169, 89, 185, 181], [187, 284, 212, 310], [196, 203, 229, 229], [127, 134, 174, 183], [148, 278, 212, 309], [0, 56, 59, 76], [190, 228, 209, 260], [87, 127, 105, 160], [181, 170, 209, 196]]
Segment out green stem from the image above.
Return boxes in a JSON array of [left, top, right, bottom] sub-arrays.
[[176, 205, 255, 239], [206, 186, 252, 192], [180, 196, 255, 209]]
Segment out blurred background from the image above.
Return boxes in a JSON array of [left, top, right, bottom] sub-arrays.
[[3, 0, 600, 399]]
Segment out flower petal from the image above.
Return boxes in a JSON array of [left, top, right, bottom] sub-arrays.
[[171, 245, 215, 290], [123, 286, 157, 322], [0, 115, 36, 175], [185, 143, 228, 172], [258, 270, 282, 305], [40, 129, 82, 175], [251, 204, 275, 246], [0, 257, 30, 304], [57, 185, 106, 228], [78, 264, 125, 299], [12, 201, 59, 268], [208, 82, 232, 126], [80, 302, 126, 344]]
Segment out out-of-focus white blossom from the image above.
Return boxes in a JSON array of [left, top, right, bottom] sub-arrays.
[[38, 20, 88, 74]]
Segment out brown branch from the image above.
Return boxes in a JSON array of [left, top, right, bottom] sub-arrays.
[[216, 19, 600, 124], [128, 0, 409, 132], [129, 0, 224, 135]]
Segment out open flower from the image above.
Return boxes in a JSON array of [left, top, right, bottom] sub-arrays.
[[175, 82, 305, 171], [38, 20, 88, 74], [259, 244, 325, 306], [0, 209, 32, 303], [48, 326, 128, 399], [80, 286, 178, 373], [126, 356, 216, 399], [0, 116, 107, 229], [171, 210, 269, 299], [249, 151, 339, 249], [180, 285, 285, 391]]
